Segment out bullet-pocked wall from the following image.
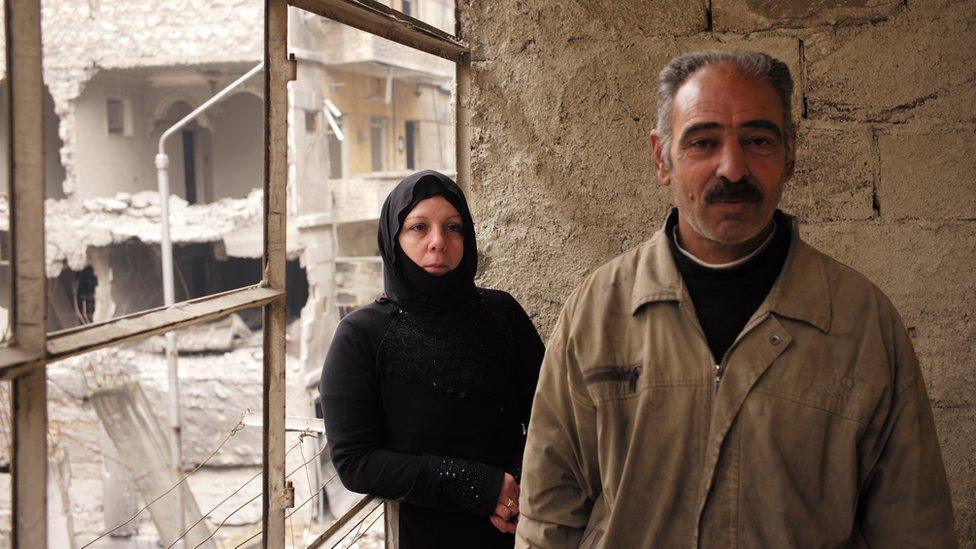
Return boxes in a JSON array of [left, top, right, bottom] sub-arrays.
[[459, 0, 975, 542]]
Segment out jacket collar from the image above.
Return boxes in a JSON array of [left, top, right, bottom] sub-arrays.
[[631, 210, 832, 333]]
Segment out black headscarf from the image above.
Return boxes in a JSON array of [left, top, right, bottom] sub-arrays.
[[377, 170, 479, 313]]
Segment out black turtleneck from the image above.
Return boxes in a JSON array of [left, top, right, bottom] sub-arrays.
[[666, 210, 792, 364]]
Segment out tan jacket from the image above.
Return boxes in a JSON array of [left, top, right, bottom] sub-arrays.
[[517, 218, 956, 548]]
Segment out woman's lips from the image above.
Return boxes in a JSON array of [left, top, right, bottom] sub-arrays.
[[424, 263, 450, 274]]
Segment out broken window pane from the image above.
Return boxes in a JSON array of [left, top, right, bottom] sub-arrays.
[[45, 307, 356, 546], [45, 308, 337, 547], [287, 16, 456, 534], [40, 0, 270, 332]]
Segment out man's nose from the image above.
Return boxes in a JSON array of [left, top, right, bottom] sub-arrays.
[[716, 139, 750, 183]]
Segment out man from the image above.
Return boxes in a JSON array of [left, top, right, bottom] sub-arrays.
[[516, 51, 956, 547]]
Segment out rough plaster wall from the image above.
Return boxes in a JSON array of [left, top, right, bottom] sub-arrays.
[[461, 0, 975, 542]]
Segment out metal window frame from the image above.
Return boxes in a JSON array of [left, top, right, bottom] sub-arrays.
[[0, 0, 468, 546]]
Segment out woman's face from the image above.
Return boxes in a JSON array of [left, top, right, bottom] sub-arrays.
[[397, 195, 465, 275]]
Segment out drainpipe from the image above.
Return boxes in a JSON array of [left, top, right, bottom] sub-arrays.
[[154, 61, 264, 546]]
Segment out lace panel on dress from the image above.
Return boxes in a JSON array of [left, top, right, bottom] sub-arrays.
[[378, 301, 511, 401]]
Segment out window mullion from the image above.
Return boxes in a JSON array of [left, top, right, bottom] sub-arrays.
[[263, 0, 291, 545], [6, 0, 48, 546]]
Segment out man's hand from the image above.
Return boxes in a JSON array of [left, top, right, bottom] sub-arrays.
[[489, 472, 519, 534]]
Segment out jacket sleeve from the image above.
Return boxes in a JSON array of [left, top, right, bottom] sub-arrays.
[[319, 317, 504, 517], [516, 302, 602, 548], [857, 307, 957, 547]]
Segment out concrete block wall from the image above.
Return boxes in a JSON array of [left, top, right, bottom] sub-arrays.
[[460, 0, 975, 542]]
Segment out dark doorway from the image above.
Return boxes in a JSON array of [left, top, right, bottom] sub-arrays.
[[182, 130, 198, 204]]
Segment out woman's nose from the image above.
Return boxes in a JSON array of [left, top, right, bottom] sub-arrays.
[[428, 229, 447, 251]]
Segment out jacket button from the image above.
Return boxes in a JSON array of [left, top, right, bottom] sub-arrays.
[[770, 334, 781, 346]]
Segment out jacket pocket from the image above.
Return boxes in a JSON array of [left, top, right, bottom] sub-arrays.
[[583, 364, 643, 400]]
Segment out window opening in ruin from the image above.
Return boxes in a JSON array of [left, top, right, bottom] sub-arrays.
[[405, 120, 418, 170], [105, 97, 125, 134], [370, 116, 387, 172], [327, 124, 344, 180], [305, 110, 318, 134], [402, 0, 413, 17], [47, 266, 97, 332]]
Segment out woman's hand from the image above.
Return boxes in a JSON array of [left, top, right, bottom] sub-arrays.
[[489, 473, 520, 534]]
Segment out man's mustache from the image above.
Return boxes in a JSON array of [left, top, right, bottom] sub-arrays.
[[704, 177, 764, 204]]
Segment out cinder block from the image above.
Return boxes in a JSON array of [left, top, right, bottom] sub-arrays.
[[782, 122, 875, 222], [805, 1, 976, 123], [932, 407, 976, 543], [878, 124, 976, 221], [713, 0, 902, 33]]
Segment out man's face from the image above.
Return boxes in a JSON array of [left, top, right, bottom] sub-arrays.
[[651, 63, 794, 260]]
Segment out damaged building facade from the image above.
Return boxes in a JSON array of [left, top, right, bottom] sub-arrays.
[[0, 0, 454, 545]]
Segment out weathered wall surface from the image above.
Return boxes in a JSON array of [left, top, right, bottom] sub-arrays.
[[460, 0, 975, 542]]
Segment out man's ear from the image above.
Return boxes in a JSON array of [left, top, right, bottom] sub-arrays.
[[649, 132, 671, 186]]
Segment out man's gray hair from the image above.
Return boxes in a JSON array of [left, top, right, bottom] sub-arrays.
[[655, 50, 795, 170]]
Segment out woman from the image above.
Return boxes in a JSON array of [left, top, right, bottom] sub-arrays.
[[320, 170, 544, 548]]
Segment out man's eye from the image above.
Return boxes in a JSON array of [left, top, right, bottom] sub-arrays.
[[747, 136, 773, 147], [690, 139, 716, 149]]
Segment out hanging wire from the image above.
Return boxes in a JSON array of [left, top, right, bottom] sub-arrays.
[[343, 504, 385, 549], [80, 408, 251, 549], [299, 438, 318, 547], [167, 433, 309, 549], [194, 435, 333, 549], [330, 500, 385, 549]]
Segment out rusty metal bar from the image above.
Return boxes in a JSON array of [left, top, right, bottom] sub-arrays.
[[263, 0, 290, 545], [40, 285, 283, 366], [6, 0, 48, 546], [306, 495, 380, 549], [289, 0, 468, 62]]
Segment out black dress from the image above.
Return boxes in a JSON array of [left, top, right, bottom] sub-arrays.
[[319, 171, 544, 548]]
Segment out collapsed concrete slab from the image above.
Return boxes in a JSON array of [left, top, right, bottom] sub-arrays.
[[90, 381, 216, 548]]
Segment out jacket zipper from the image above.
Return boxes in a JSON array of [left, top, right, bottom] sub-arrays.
[[583, 365, 642, 393], [713, 312, 770, 393]]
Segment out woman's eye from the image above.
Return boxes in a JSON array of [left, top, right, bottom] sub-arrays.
[[447, 223, 463, 233], [410, 223, 427, 232]]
